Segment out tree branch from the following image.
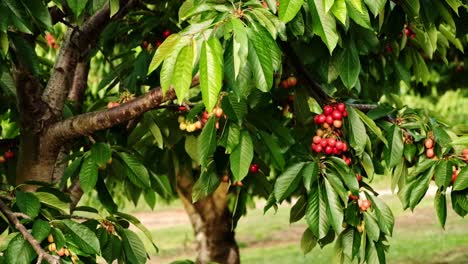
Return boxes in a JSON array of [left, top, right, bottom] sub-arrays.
[[68, 60, 90, 111], [0, 199, 59, 264], [280, 42, 331, 106], [42, 0, 138, 119], [46, 76, 199, 144]]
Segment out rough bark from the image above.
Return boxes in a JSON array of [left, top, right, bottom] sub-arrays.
[[176, 168, 240, 264]]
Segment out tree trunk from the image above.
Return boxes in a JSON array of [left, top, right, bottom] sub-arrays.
[[177, 169, 240, 264]]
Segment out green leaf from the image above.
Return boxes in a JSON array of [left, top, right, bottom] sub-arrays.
[[324, 178, 343, 234], [434, 190, 447, 228], [90, 143, 112, 167], [185, 135, 199, 162], [308, 0, 339, 54], [24, 0, 52, 28], [364, 0, 385, 17], [445, 0, 462, 15], [5, 234, 36, 264], [122, 229, 147, 264], [301, 228, 317, 254], [15, 190, 40, 218], [290, 195, 307, 223], [230, 131, 254, 182], [60, 157, 83, 188], [79, 156, 99, 193], [363, 212, 380, 242], [54, 219, 100, 254], [66, 0, 88, 17], [367, 195, 394, 236], [260, 131, 285, 170], [433, 126, 451, 148], [278, 0, 304, 23], [331, 0, 347, 26], [338, 41, 360, 89], [172, 44, 194, 102], [198, 116, 217, 167], [148, 34, 181, 74], [384, 125, 404, 168], [306, 185, 330, 239], [109, 0, 119, 16], [192, 163, 221, 202], [360, 152, 374, 181], [221, 94, 247, 125], [324, 0, 335, 12], [148, 121, 164, 149], [102, 235, 122, 264], [0, 32, 8, 56], [200, 38, 223, 111], [247, 28, 274, 92], [453, 166, 468, 191], [434, 160, 452, 188], [274, 162, 306, 202], [303, 162, 319, 192], [115, 212, 158, 252], [231, 18, 248, 80], [32, 219, 51, 242], [346, 1, 372, 29], [347, 107, 367, 154], [34, 192, 69, 214], [401, 0, 420, 18], [118, 152, 151, 188], [355, 108, 388, 145]]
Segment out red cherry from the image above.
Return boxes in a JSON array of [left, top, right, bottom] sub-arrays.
[[323, 105, 333, 115], [4, 151, 14, 159], [336, 141, 344, 150], [313, 136, 322, 144], [325, 146, 333, 155], [222, 175, 229, 182], [349, 194, 359, 201], [424, 138, 434, 149], [202, 111, 210, 119], [342, 110, 348, 117], [178, 106, 187, 111], [281, 80, 289, 89], [327, 138, 336, 147], [142, 41, 149, 49], [451, 169, 460, 184], [356, 175, 363, 181], [314, 115, 320, 124], [336, 103, 346, 112], [320, 138, 328, 147], [312, 144, 322, 153], [404, 28, 412, 36], [410, 33, 416, 39], [107, 102, 120, 109], [426, 148, 435, 158], [287, 76, 297, 87], [385, 46, 393, 54], [155, 40, 163, 47], [326, 115, 334, 125], [332, 110, 342, 120], [462, 149, 468, 156], [359, 200, 372, 211], [162, 30, 171, 38], [342, 142, 348, 152], [317, 114, 326, 124], [249, 164, 259, 173], [333, 147, 341, 155]]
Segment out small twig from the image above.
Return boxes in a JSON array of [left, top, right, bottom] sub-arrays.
[[348, 103, 378, 112], [13, 212, 31, 219], [0, 199, 59, 264]]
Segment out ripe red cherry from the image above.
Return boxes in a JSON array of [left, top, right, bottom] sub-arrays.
[[336, 103, 346, 112], [451, 169, 459, 184], [178, 106, 187, 111], [424, 138, 434, 149], [404, 28, 411, 36], [4, 151, 14, 159], [323, 105, 333, 115], [313, 144, 323, 153], [249, 164, 259, 173], [356, 175, 363, 181], [342, 142, 348, 152], [335, 141, 344, 150], [426, 148, 435, 158], [142, 41, 149, 49], [320, 138, 328, 147], [162, 29, 171, 38], [327, 138, 336, 147], [313, 136, 322, 144], [349, 194, 359, 201], [326, 115, 334, 125], [222, 175, 229, 182], [359, 200, 372, 211], [325, 146, 333, 155], [317, 114, 326, 124], [462, 149, 468, 156], [332, 110, 342, 120], [155, 40, 163, 47], [342, 110, 348, 117], [333, 147, 340, 155], [280, 80, 289, 89]]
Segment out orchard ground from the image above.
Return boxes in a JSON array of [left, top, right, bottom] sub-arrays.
[[119, 181, 468, 264]]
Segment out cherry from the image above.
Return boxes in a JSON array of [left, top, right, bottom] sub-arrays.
[[234, 181, 244, 187], [287, 76, 297, 87], [0, 156, 5, 163], [327, 138, 336, 147], [262, 1, 268, 8], [162, 29, 171, 38], [249, 164, 259, 173], [316, 129, 324, 137], [451, 169, 459, 184], [342, 110, 348, 117], [356, 175, 363, 181], [404, 28, 412, 36], [312, 144, 323, 153], [326, 115, 334, 125], [336, 103, 346, 112], [323, 105, 333, 115], [426, 148, 435, 158], [313, 136, 322, 144], [155, 40, 163, 47], [424, 138, 434, 149], [410, 33, 416, 39], [142, 41, 149, 49], [333, 120, 343, 128], [385, 46, 393, 54], [194, 121, 203, 130], [202, 111, 210, 120], [281, 80, 289, 89], [463, 149, 468, 156], [222, 175, 229, 182], [359, 200, 372, 211], [214, 107, 224, 118], [325, 146, 333, 155], [342, 142, 348, 152], [332, 110, 342, 120], [317, 114, 326, 124], [349, 194, 359, 201], [4, 151, 13, 159], [178, 106, 187, 111], [336, 141, 344, 150], [320, 138, 328, 147], [333, 147, 340, 155]]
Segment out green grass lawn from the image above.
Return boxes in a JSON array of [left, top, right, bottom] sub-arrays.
[[141, 193, 468, 264]]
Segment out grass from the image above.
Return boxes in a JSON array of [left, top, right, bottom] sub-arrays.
[[137, 192, 468, 264]]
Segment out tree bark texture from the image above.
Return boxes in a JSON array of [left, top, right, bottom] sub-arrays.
[[177, 168, 240, 264]]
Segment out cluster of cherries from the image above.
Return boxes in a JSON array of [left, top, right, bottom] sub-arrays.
[[47, 234, 72, 258], [424, 137, 435, 158], [45, 32, 59, 49], [178, 106, 224, 133], [0, 150, 14, 163], [142, 29, 172, 51], [311, 103, 352, 165], [280, 76, 297, 89]]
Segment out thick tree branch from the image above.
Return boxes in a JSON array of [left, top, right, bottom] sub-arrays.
[[0, 199, 59, 264], [42, 0, 138, 118], [280, 42, 331, 106], [46, 76, 199, 144]]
